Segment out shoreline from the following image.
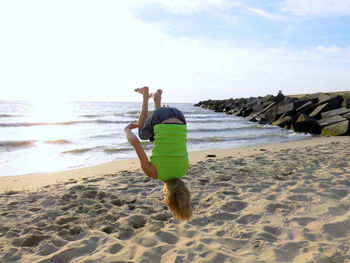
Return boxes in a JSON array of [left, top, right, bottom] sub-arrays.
[[1, 135, 349, 193]]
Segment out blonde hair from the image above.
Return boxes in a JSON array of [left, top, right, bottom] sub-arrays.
[[163, 178, 192, 222]]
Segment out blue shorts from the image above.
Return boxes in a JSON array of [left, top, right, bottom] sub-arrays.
[[138, 107, 186, 142]]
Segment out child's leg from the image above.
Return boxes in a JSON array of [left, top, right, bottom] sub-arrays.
[[135, 87, 150, 129], [152, 89, 162, 110]]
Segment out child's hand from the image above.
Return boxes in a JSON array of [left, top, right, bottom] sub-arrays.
[[124, 121, 140, 146], [125, 121, 139, 130]]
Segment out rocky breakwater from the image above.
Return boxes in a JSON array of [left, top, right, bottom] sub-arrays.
[[194, 92, 350, 136]]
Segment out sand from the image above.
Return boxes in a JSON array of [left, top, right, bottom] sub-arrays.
[[0, 136, 349, 263]]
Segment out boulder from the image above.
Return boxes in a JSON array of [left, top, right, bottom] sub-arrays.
[[321, 108, 350, 119], [236, 106, 245, 116], [321, 120, 349, 136], [260, 95, 274, 103], [294, 94, 319, 108], [318, 94, 343, 108], [227, 109, 237, 115], [273, 92, 285, 104], [259, 118, 272, 125], [341, 95, 350, 108], [249, 116, 258, 122], [246, 97, 259, 108], [317, 115, 347, 127], [277, 102, 295, 116], [273, 115, 294, 129], [293, 114, 321, 134], [251, 102, 276, 119], [309, 103, 333, 119], [237, 106, 253, 117], [295, 101, 314, 115], [212, 100, 230, 112], [242, 108, 253, 117], [343, 112, 350, 120], [251, 103, 264, 113], [259, 105, 278, 122]]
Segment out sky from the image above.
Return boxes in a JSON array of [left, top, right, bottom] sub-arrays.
[[0, 0, 349, 103]]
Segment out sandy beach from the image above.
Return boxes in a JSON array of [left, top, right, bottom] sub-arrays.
[[0, 136, 349, 263]]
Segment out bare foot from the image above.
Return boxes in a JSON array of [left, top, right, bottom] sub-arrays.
[[134, 86, 150, 97], [152, 89, 163, 103]]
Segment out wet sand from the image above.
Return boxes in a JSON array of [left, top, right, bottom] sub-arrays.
[[0, 136, 349, 262]]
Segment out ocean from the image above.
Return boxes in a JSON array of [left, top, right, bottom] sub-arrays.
[[0, 100, 311, 177]]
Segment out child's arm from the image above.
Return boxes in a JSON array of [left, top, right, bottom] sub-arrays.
[[124, 122, 157, 179]]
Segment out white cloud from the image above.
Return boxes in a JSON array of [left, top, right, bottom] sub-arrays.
[[245, 7, 288, 21], [316, 45, 341, 53], [280, 0, 350, 17]]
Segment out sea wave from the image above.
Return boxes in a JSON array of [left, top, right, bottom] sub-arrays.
[[0, 114, 22, 118], [89, 134, 117, 139], [187, 126, 259, 133], [44, 140, 71, 144], [103, 147, 132, 154], [79, 114, 104, 118], [0, 140, 36, 148], [0, 119, 130, 127], [187, 119, 234, 123], [125, 110, 140, 115], [61, 147, 99, 154]]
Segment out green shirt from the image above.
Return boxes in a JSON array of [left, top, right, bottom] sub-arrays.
[[150, 124, 189, 181]]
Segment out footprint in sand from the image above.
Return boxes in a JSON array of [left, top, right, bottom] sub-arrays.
[[287, 194, 312, 202], [221, 201, 248, 213], [35, 243, 58, 256], [209, 212, 239, 221], [274, 242, 305, 262], [257, 226, 282, 242], [105, 242, 123, 254], [155, 231, 179, 245], [323, 219, 350, 240], [119, 214, 147, 229], [137, 235, 159, 247], [1, 248, 22, 262], [36, 236, 101, 263], [288, 217, 317, 227], [266, 203, 293, 214], [236, 214, 261, 225], [328, 204, 350, 216], [327, 189, 349, 200], [12, 233, 49, 247]]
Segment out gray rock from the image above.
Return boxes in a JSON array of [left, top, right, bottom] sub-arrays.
[[294, 94, 319, 108], [277, 103, 294, 115], [251, 102, 276, 118], [341, 95, 350, 108], [318, 94, 343, 108], [260, 94, 274, 103], [260, 105, 278, 122], [295, 101, 314, 114], [343, 112, 350, 120], [309, 103, 332, 119], [321, 108, 350, 118], [321, 120, 349, 136], [317, 115, 347, 127], [273, 115, 294, 129], [273, 93, 285, 104], [293, 114, 321, 134]]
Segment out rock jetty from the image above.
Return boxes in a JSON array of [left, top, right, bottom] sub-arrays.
[[194, 91, 350, 136]]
